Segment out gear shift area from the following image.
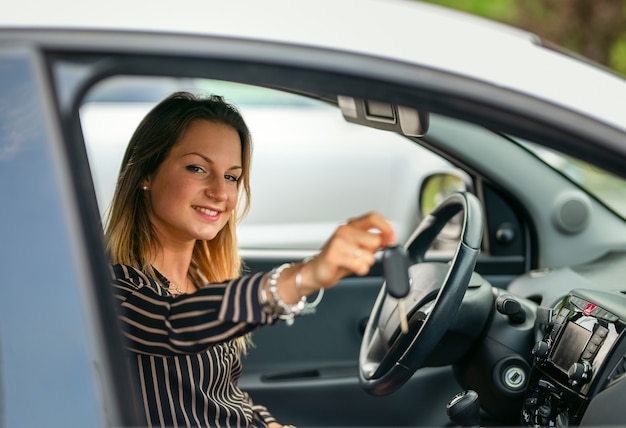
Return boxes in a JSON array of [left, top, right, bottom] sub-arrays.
[[447, 390, 480, 427]]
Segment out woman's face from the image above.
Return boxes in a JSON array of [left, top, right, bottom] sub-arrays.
[[145, 119, 242, 246]]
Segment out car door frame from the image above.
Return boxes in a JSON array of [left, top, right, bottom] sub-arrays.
[[39, 28, 626, 427]]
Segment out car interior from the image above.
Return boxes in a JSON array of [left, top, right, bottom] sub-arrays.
[[54, 47, 626, 427]]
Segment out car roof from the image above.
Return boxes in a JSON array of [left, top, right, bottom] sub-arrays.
[[2, 0, 625, 132]]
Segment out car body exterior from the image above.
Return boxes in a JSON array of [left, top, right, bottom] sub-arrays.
[[1, 0, 626, 427]]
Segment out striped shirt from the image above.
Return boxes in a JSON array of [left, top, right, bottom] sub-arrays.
[[110, 264, 277, 427]]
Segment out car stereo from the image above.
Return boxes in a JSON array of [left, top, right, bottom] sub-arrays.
[[522, 291, 625, 426]]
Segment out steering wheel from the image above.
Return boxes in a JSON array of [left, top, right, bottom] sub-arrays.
[[359, 191, 484, 395]]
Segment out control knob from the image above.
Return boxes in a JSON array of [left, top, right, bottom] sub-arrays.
[[532, 340, 550, 361], [568, 361, 591, 386]]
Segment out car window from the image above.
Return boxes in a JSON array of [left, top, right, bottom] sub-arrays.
[[80, 76, 454, 250], [521, 141, 626, 219]]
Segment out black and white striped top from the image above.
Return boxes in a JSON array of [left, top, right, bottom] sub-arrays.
[[110, 264, 277, 427]]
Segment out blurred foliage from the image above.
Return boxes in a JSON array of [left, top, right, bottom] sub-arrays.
[[419, 0, 626, 77]]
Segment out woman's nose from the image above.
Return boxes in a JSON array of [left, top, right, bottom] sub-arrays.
[[206, 180, 227, 201]]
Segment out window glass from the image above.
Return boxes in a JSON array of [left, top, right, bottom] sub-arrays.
[[80, 76, 453, 250], [521, 141, 626, 220]]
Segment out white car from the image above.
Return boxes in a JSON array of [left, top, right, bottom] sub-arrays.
[[1, 0, 626, 427]]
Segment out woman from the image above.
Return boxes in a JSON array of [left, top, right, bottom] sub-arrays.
[[105, 92, 396, 427]]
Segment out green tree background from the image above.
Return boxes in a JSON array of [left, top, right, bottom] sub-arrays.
[[419, 0, 626, 77]]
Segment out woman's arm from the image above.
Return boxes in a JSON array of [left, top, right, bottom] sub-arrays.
[[112, 265, 274, 356]]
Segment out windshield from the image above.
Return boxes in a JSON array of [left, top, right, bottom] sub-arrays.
[[522, 141, 626, 220]]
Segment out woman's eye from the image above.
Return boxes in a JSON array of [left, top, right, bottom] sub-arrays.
[[186, 165, 205, 174], [225, 174, 239, 183]]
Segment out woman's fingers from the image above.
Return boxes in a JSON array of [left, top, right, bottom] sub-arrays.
[[341, 212, 397, 256], [345, 211, 397, 248], [310, 212, 396, 287], [335, 224, 380, 254]]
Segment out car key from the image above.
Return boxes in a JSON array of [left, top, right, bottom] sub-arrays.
[[383, 245, 411, 334]]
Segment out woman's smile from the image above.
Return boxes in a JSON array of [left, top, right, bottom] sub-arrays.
[[193, 205, 221, 219]]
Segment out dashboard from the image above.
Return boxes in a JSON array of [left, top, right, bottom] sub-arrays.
[[522, 289, 626, 426]]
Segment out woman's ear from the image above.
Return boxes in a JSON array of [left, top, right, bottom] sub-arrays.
[[141, 178, 150, 191]]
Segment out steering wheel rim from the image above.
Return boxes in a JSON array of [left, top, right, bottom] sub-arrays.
[[359, 191, 484, 395]]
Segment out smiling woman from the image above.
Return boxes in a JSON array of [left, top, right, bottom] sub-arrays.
[[4, 1, 626, 427], [104, 93, 266, 426], [142, 120, 243, 249], [102, 91, 396, 427], [105, 93, 253, 286]]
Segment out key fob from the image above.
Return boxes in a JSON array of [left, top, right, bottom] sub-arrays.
[[383, 245, 410, 298]]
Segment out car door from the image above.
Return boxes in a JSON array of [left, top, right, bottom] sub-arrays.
[[72, 45, 535, 427], [79, 74, 467, 426]]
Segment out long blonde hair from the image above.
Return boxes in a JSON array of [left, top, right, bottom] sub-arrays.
[[105, 91, 252, 350]]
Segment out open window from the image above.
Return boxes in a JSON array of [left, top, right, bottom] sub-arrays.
[[80, 75, 456, 253]]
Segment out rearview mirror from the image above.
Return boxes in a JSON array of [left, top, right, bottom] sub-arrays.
[[338, 96, 429, 137]]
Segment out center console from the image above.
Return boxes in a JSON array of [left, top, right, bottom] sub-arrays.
[[522, 289, 626, 426]]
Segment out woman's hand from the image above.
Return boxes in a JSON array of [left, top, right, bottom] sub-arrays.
[[300, 211, 396, 294], [268, 212, 395, 305]]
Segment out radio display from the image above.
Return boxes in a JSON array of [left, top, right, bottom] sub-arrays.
[[551, 321, 592, 372]]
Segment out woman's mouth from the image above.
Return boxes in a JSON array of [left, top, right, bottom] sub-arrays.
[[193, 206, 220, 216]]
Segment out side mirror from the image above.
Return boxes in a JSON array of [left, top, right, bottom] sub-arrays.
[[419, 172, 472, 252]]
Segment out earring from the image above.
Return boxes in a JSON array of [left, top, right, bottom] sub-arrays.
[[142, 185, 148, 191]]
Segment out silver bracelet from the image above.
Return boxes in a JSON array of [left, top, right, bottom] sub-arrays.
[[295, 257, 324, 315], [268, 263, 307, 325], [265, 259, 326, 325], [260, 279, 275, 316]]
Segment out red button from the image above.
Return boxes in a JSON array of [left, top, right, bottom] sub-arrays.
[[583, 303, 597, 316]]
